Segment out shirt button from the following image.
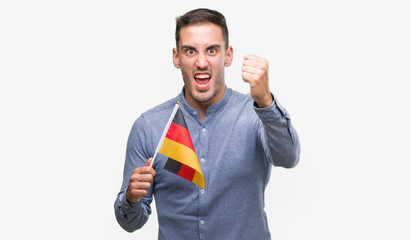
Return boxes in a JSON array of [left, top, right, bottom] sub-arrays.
[[200, 158, 205, 163], [200, 220, 205, 224], [202, 128, 207, 133], [201, 189, 205, 194], [193, 111, 197, 115]]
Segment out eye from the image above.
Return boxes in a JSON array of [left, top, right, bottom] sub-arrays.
[[208, 48, 216, 55], [186, 49, 195, 55]]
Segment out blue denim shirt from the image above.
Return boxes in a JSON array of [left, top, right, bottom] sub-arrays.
[[115, 87, 300, 239]]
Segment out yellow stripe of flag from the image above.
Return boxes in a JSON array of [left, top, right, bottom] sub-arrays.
[[159, 138, 203, 174], [192, 171, 205, 189]]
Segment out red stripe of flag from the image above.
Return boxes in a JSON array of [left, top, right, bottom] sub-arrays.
[[178, 163, 196, 181], [165, 122, 195, 152]]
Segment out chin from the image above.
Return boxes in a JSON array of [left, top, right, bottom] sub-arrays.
[[193, 93, 213, 103]]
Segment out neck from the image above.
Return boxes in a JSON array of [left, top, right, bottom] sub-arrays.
[[184, 85, 225, 124]]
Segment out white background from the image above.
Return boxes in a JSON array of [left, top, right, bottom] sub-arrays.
[[1, 0, 410, 239]]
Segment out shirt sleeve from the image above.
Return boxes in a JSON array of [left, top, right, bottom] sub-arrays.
[[114, 116, 154, 232], [254, 93, 301, 168]]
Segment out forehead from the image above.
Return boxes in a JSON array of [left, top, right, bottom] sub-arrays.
[[179, 23, 224, 47]]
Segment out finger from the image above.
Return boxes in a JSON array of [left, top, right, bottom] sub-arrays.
[[243, 55, 268, 72], [134, 158, 156, 175], [145, 158, 153, 167], [134, 166, 152, 174], [243, 59, 261, 68], [244, 54, 256, 60], [128, 188, 149, 198], [146, 157, 157, 173], [130, 168, 155, 184], [136, 172, 154, 183], [243, 59, 268, 71], [242, 65, 264, 76], [244, 54, 266, 63], [129, 180, 152, 190], [242, 72, 256, 82]]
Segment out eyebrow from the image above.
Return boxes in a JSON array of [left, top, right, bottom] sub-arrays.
[[207, 44, 221, 50], [180, 44, 222, 51], [181, 45, 195, 51]]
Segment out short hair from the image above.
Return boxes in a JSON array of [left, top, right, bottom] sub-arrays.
[[175, 8, 229, 50]]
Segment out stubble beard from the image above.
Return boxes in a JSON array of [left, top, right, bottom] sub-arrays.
[[184, 76, 224, 104]]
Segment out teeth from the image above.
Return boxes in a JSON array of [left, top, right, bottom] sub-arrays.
[[195, 74, 210, 79]]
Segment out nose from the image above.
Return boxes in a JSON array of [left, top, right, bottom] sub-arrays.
[[196, 53, 208, 69]]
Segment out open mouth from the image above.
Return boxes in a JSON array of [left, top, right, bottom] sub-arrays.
[[194, 73, 211, 90]]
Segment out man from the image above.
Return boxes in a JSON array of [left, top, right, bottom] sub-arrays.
[[115, 8, 300, 239]]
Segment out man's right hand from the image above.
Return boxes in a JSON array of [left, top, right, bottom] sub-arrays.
[[126, 158, 156, 203]]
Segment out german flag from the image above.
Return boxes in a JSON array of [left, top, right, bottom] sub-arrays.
[[159, 108, 205, 189]]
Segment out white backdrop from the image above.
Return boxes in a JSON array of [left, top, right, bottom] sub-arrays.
[[1, 0, 410, 239]]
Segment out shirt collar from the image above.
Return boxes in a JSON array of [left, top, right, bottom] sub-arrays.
[[178, 85, 232, 116]]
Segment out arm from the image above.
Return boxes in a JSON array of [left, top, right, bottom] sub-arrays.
[[114, 117, 155, 232], [254, 95, 300, 168], [242, 55, 300, 168]]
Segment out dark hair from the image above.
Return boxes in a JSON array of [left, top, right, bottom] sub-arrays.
[[175, 8, 229, 50]]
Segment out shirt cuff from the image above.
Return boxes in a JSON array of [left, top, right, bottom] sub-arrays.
[[120, 192, 141, 214], [253, 93, 289, 118]]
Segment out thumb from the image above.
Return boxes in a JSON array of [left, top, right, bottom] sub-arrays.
[[145, 158, 153, 167]]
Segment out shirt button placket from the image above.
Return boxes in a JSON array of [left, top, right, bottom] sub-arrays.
[[199, 126, 208, 240]]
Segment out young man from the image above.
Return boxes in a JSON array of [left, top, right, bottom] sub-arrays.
[[115, 8, 300, 239]]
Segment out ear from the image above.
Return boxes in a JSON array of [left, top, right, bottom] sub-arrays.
[[172, 48, 181, 68], [224, 46, 234, 67]]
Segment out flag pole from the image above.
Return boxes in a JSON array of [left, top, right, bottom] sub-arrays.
[[137, 101, 181, 201], [150, 101, 180, 167], [137, 101, 180, 202]]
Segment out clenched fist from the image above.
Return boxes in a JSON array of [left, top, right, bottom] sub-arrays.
[[242, 55, 273, 108], [126, 158, 156, 202]]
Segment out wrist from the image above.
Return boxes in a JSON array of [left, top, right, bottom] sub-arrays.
[[126, 187, 140, 203], [254, 93, 273, 108]]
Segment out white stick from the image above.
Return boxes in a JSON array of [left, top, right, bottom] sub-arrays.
[[137, 102, 180, 202], [150, 102, 180, 167]]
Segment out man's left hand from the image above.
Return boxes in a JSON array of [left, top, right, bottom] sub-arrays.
[[242, 55, 273, 108]]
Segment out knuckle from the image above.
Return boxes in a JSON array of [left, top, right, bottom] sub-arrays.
[[129, 188, 138, 196], [146, 175, 153, 182], [242, 73, 248, 80], [129, 174, 138, 181], [137, 189, 148, 196]]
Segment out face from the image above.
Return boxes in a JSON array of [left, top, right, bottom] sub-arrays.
[[173, 23, 233, 108]]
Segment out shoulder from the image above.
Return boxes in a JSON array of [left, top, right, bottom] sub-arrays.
[[220, 88, 257, 122], [227, 88, 254, 107], [131, 95, 180, 131], [141, 97, 180, 119]]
